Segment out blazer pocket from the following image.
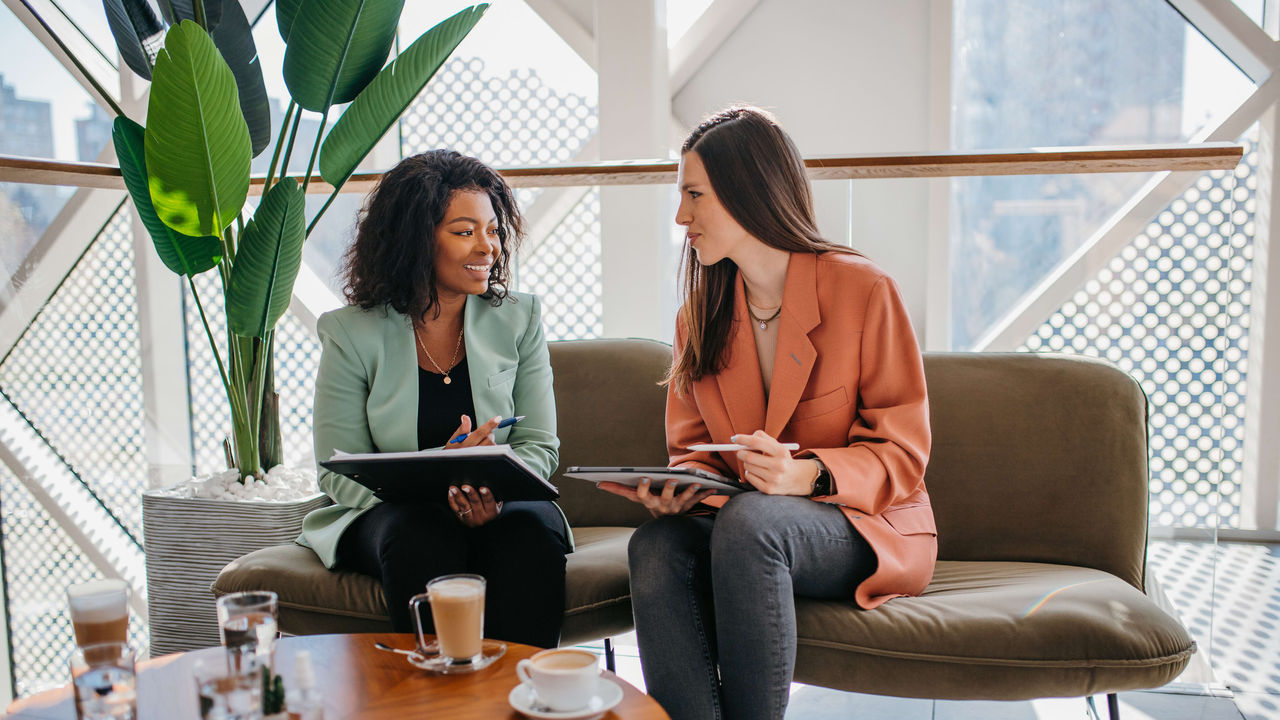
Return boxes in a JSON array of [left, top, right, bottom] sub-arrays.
[[793, 386, 849, 420], [487, 366, 519, 388], [883, 505, 937, 536]]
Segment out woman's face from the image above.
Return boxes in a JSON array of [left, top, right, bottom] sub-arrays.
[[433, 189, 501, 299], [675, 151, 753, 266]]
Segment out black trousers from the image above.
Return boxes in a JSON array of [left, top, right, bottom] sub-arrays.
[[337, 500, 569, 648]]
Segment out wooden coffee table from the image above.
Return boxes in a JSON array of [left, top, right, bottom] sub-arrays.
[[4, 633, 668, 719]]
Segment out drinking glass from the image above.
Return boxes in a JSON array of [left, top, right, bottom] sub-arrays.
[[66, 579, 129, 648], [216, 591, 278, 671], [193, 654, 262, 720], [69, 642, 136, 720]]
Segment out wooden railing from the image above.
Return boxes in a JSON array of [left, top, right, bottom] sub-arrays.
[[0, 143, 1244, 195]]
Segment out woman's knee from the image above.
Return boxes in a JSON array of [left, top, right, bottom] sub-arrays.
[[628, 516, 709, 583], [711, 494, 804, 559]]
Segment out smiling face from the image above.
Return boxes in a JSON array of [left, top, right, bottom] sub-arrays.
[[675, 151, 754, 266], [432, 189, 501, 300]]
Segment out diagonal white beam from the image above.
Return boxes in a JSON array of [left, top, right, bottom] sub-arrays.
[[1167, 0, 1280, 83], [974, 72, 1280, 352], [525, 0, 595, 69], [3, 0, 121, 111], [669, 0, 763, 95]]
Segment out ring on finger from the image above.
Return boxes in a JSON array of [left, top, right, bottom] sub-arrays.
[[458, 508, 472, 516]]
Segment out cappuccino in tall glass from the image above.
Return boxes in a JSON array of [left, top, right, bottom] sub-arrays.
[[67, 579, 129, 648], [426, 575, 485, 660]]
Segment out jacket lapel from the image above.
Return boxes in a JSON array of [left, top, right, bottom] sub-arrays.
[[715, 275, 767, 435], [764, 253, 820, 438], [384, 309, 422, 452]]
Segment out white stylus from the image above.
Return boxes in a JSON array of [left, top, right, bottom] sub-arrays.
[[687, 443, 801, 452]]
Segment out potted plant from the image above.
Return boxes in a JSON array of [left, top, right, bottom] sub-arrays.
[[95, 0, 489, 653]]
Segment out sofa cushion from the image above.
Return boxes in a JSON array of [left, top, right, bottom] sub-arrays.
[[793, 560, 1195, 700], [212, 527, 637, 647]]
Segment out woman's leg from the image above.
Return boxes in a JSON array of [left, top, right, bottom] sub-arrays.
[[472, 500, 570, 648], [628, 514, 720, 720], [710, 494, 877, 720], [337, 502, 469, 632]]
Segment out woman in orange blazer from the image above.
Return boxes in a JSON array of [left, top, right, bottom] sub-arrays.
[[600, 107, 936, 720]]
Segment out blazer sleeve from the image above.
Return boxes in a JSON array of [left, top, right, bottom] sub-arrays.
[[809, 275, 931, 515], [505, 295, 560, 480], [665, 317, 735, 478], [312, 312, 379, 510]]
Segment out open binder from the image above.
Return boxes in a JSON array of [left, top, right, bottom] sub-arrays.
[[320, 444, 559, 504]]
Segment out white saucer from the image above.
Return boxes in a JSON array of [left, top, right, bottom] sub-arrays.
[[508, 676, 624, 720], [406, 638, 506, 674]]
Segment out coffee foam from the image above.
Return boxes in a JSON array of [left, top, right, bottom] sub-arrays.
[[429, 578, 484, 598], [67, 580, 127, 622]]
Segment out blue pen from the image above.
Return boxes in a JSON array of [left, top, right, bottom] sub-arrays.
[[449, 415, 525, 444]]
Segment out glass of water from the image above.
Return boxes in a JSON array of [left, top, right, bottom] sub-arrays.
[[215, 591, 278, 671], [193, 653, 262, 720], [69, 642, 136, 720]]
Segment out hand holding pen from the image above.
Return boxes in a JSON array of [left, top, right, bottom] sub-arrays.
[[447, 415, 525, 446]]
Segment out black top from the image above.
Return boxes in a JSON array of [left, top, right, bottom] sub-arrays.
[[417, 357, 477, 450]]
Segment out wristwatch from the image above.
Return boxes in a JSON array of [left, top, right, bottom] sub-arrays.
[[809, 459, 833, 497]]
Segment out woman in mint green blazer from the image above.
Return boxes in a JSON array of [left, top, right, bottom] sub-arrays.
[[299, 151, 567, 648]]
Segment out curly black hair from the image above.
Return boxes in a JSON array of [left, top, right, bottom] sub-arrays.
[[341, 150, 525, 321]]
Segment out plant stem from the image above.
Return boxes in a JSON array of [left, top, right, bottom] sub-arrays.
[[300, 109, 329, 196], [264, 101, 296, 191], [187, 276, 245, 433], [307, 179, 346, 237], [279, 106, 303, 181], [192, 0, 206, 28]]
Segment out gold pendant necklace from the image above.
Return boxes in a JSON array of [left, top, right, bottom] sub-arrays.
[[416, 324, 464, 384]]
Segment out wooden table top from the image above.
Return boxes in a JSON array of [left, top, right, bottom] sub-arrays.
[[4, 633, 668, 719]]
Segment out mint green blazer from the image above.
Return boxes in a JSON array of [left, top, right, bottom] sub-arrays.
[[299, 291, 562, 568]]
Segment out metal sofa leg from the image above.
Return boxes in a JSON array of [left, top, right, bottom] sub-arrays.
[[1108, 693, 1120, 720], [604, 637, 616, 673]]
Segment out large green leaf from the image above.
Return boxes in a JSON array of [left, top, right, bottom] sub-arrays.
[[320, 5, 487, 187], [211, 0, 271, 156], [226, 178, 306, 338], [276, 0, 303, 41], [102, 0, 164, 80], [145, 20, 250, 237], [112, 116, 222, 276], [159, 0, 222, 30], [282, 0, 404, 112]]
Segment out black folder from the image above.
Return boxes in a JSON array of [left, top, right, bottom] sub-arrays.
[[320, 445, 559, 504]]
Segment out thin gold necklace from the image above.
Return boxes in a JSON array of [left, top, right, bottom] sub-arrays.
[[416, 324, 464, 384], [745, 291, 782, 330]]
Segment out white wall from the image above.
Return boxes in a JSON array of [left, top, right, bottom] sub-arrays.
[[671, 0, 936, 332]]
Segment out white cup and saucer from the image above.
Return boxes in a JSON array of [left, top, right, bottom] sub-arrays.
[[508, 648, 623, 720]]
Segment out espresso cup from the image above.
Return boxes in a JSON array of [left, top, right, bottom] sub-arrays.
[[516, 648, 600, 712], [409, 574, 486, 663], [66, 579, 129, 649]]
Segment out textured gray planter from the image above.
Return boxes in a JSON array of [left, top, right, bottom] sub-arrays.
[[142, 488, 330, 656]]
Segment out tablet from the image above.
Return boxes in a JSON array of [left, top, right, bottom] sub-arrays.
[[564, 466, 748, 496]]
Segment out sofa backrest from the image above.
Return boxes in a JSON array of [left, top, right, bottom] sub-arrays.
[[922, 353, 1149, 590], [548, 341, 1150, 590], [549, 339, 670, 528]]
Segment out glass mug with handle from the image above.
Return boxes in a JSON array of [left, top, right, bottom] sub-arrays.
[[409, 573, 505, 673], [67, 579, 130, 649]]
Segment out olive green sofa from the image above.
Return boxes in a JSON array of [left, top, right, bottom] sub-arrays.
[[214, 339, 1195, 716]]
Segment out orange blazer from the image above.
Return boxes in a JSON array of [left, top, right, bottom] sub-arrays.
[[667, 251, 936, 609]]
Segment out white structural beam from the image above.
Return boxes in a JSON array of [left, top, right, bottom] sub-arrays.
[[525, 0, 595, 69], [669, 0, 763, 95], [3, 0, 120, 111], [596, 0, 670, 340], [974, 71, 1280, 351], [1167, 0, 1280, 83], [1242, 105, 1280, 531], [924, 0, 952, 351]]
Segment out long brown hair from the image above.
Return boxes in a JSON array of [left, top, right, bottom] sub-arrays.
[[341, 150, 524, 321], [667, 106, 857, 393]]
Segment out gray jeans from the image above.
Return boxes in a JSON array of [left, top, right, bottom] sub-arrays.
[[628, 493, 877, 720]]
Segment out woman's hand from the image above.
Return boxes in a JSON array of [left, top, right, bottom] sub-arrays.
[[733, 431, 819, 496], [448, 484, 501, 527], [598, 479, 715, 517], [445, 415, 502, 448]]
